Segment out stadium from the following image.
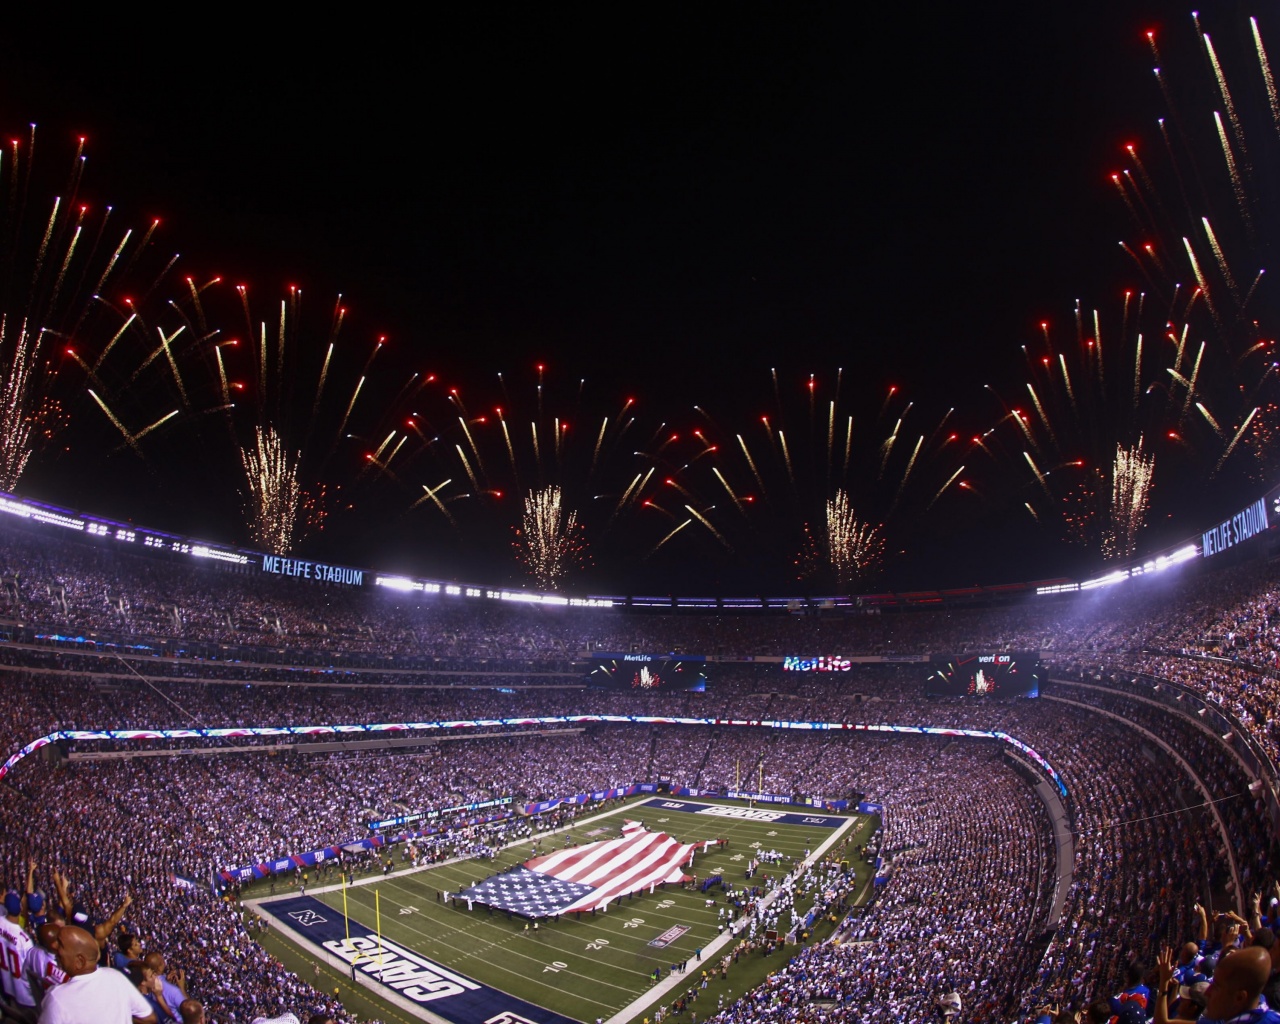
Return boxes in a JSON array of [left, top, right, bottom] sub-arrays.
[[0, 481, 1276, 1024], [6, 6, 1280, 1024]]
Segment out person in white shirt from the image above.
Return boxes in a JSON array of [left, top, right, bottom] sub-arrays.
[[24, 923, 65, 1007], [36, 926, 155, 1024], [0, 890, 37, 1023]]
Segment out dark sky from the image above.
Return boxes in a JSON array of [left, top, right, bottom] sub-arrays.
[[1, 2, 1269, 595]]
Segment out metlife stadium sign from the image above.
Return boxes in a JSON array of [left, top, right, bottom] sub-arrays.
[[782, 655, 852, 672], [260, 554, 364, 586], [1202, 491, 1276, 558]]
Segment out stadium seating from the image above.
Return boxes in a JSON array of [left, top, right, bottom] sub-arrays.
[[0, 516, 1276, 1023]]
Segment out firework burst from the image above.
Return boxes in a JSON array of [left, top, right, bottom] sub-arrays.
[[655, 370, 967, 586], [512, 484, 587, 590], [398, 364, 656, 583], [1101, 439, 1155, 561], [1110, 14, 1280, 479], [239, 425, 302, 554], [977, 10, 1280, 552], [986, 296, 1179, 552], [992, 11, 1280, 557], [0, 128, 187, 490], [800, 488, 886, 586], [169, 280, 397, 553]]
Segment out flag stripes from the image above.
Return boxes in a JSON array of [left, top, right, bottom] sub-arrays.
[[458, 821, 711, 917]]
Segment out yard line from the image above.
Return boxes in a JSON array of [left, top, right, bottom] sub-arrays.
[[302, 891, 625, 1014], [353, 879, 666, 984]]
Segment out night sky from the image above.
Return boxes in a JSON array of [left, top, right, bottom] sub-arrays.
[[0, 3, 1272, 595]]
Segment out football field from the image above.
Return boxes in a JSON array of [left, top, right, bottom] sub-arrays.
[[251, 796, 875, 1024]]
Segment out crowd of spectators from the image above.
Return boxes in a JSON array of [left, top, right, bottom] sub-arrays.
[[702, 743, 1054, 1023], [0, 690, 1255, 1024], [9, 516, 1280, 767], [3, 516, 1280, 1021]]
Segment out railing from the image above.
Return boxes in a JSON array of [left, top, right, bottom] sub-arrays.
[[1051, 664, 1280, 839]]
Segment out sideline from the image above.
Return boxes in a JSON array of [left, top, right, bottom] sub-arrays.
[[249, 797, 864, 1024], [247, 797, 688, 1024], [250, 900, 449, 1024], [604, 813, 861, 1024]]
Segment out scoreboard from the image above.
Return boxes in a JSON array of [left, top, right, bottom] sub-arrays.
[[926, 653, 1041, 697], [586, 654, 708, 693]]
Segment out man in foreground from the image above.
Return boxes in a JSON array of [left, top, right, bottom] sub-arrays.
[[36, 925, 156, 1024], [1154, 944, 1280, 1024]]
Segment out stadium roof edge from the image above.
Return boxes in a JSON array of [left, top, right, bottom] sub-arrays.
[[2, 482, 1277, 610]]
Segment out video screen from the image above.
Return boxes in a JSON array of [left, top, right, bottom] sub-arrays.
[[587, 655, 708, 692], [926, 653, 1041, 698]]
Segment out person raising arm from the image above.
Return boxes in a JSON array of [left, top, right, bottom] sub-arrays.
[[1156, 944, 1279, 1024]]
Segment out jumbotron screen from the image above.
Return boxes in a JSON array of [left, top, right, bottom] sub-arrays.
[[587, 654, 708, 693], [926, 653, 1042, 698]]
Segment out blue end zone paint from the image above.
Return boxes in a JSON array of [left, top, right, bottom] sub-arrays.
[[267, 895, 581, 1024], [640, 798, 847, 828]]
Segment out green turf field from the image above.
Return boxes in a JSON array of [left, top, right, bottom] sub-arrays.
[[252, 796, 876, 1023]]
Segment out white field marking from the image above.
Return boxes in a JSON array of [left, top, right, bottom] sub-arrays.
[[604, 813, 859, 1024], [369, 876, 699, 981], [351, 882, 651, 992]]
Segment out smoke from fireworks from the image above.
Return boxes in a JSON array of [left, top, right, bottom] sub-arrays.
[[239, 425, 301, 555], [512, 484, 586, 589]]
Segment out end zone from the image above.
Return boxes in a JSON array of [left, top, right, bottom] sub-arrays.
[[254, 894, 581, 1024], [639, 797, 847, 828]]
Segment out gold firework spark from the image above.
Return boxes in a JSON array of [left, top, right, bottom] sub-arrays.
[[1101, 439, 1155, 561], [0, 317, 39, 490], [513, 484, 584, 590], [824, 488, 885, 587], [240, 425, 301, 555]]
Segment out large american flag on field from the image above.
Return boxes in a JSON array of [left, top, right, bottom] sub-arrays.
[[459, 821, 713, 918]]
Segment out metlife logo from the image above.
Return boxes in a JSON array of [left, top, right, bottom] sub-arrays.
[[781, 655, 851, 672]]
